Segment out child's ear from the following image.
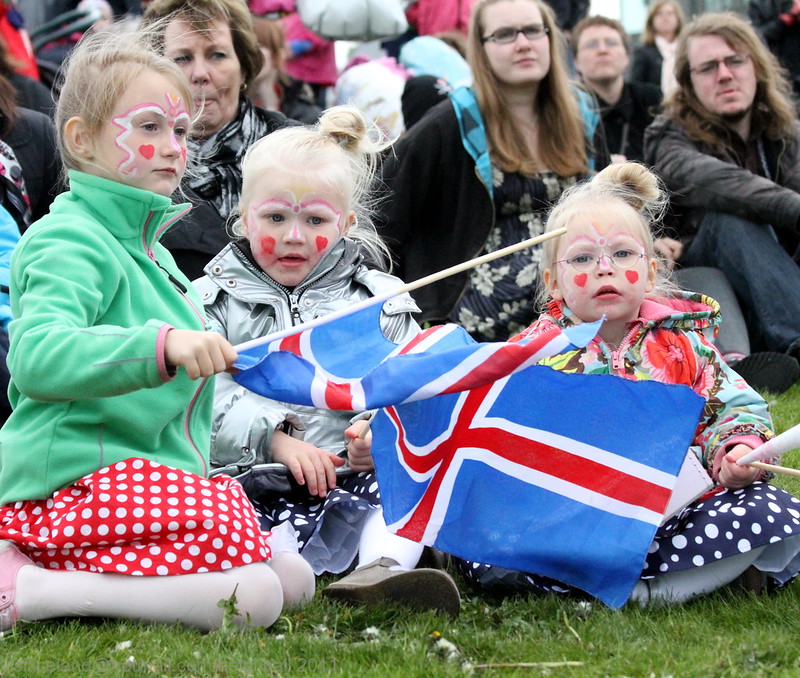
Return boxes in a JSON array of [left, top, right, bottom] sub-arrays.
[[341, 211, 355, 236], [645, 257, 658, 293], [64, 117, 95, 161], [543, 267, 564, 301]]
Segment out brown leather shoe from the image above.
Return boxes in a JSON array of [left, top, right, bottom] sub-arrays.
[[323, 557, 461, 616]]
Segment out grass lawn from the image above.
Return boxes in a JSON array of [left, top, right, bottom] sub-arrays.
[[3, 385, 800, 677]]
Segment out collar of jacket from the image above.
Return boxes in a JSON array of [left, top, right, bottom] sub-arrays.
[[65, 170, 191, 253], [449, 86, 600, 197], [546, 289, 721, 336], [206, 237, 360, 299]]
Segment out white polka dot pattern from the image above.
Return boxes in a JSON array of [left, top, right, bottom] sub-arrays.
[[0, 458, 271, 575]]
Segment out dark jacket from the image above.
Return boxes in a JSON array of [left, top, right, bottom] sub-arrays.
[[643, 114, 800, 243], [749, 0, 800, 97], [4, 107, 63, 225], [596, 81, 662, 161], [378, 94, 608, 324], [630, 43, 662, 89]]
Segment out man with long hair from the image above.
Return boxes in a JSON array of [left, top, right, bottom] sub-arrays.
[[644, 12, 800, 371]]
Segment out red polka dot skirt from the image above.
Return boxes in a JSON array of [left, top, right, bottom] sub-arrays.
[[0, 458, 272, 575]]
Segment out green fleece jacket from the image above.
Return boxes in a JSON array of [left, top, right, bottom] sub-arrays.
[[0, 171, 214, 504]]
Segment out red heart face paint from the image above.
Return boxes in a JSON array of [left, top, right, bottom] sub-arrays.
[[243, 165, 351, 287], [95, 72, 190, 196], [259, 236, 276, 254], [552, 215, 653, 346]]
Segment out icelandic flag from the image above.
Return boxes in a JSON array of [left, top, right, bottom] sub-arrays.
[[233, 301, 599, 409], [371, 368, 705, 608]]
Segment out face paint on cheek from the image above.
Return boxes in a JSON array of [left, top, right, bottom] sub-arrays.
[[258, 236, 276, 255], [625, 270, 639, 284], [315, 236, 329, 252], [574, 273, 588, 287], [112, 103, 164, 176]]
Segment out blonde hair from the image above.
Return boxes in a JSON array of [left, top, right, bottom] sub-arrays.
[[538, 162, 676, 308], [467, 0, 589, 177], [55, 26, 195, 177], [641, 0, 685, 45], [232, 105, 392, 269], [665, 12, 797, 149]]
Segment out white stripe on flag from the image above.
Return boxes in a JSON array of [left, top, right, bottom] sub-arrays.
[[387, 447, 664, 544]]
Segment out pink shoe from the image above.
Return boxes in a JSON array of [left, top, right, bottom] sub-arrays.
[[0, 540, 34, 632]]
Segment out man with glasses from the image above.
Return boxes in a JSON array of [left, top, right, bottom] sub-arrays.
[[644, 12, 800, 386], [572, 15, 661, 163]]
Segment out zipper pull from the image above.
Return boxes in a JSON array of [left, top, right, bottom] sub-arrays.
[[289, 294, 302, 324], [157, 262, 187, 294]]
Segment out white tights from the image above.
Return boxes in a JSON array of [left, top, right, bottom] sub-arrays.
[[356, 508, 425, 570], [12, 551, 314, 632]]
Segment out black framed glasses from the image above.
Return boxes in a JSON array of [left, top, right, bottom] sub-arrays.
[[689, 53, 751, 77], [556, 249, 646, 272], [482, 24, 550, 44]]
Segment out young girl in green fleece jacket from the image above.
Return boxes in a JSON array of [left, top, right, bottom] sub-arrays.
[[0, 29, 313, 633]]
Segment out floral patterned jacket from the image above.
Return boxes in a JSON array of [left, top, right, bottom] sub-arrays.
[[514, 292, 774, 483]]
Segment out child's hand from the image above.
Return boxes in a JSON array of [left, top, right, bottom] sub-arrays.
[[164, 329, 238, 380], [345, 420, 374, 472], [271, 430, 346, 497], [719, 444, 761, 489]]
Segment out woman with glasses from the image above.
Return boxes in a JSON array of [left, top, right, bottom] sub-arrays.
[[378, 0, 608, 342]]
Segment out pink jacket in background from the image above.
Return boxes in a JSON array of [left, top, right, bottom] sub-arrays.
[[281, 12, 338, 87], [405, 0, 479, 35]]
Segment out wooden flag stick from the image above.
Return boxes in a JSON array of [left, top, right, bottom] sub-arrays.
[[746, 460, 800, 478], [234, 228, 567, 352], [358, 418, 371, 439]]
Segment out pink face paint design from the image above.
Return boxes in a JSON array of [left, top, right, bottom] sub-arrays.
[[111, 93, 189, 177], [625, 270, 639, 284], [315, 236, 329, 252], [574, 273, 588, 287], [112, 103, 165, 176]]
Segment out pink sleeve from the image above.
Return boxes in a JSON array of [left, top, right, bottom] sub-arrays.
[[157, 324, 176, 383]]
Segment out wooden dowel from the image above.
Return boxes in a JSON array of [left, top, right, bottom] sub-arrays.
[[747, 460, 800, 478], [234, 228, 567, 352]]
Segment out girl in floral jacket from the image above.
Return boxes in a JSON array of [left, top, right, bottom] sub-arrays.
[[457, 162, 800, 604]]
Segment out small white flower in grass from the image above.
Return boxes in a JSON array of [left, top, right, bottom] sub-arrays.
[[114, 640, 132, 652], [193, 652, 201, 659], [362, 626, 381, 640], [274, 634, 285, 640], [125, 656, 135, 664]]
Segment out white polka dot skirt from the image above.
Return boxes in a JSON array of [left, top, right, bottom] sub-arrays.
[[455, 481, 800, 596], [642, 481, 800, 579], [0, 458, 272, 575]]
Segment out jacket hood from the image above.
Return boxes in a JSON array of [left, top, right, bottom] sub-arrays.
[[202, 237, 364, 301], [546, 290, 721, 343]]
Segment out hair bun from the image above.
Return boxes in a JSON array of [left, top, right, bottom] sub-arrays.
[[318, 106, 370, 154], [593, 162, 661, 212]]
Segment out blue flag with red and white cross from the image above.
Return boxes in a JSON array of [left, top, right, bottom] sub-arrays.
[[232, 301, 598, 409], [370, 368, 704, 608]]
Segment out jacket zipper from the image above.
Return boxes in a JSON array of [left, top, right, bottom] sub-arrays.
[[609, 323, 642, 374], [142, 209, 209, 472]]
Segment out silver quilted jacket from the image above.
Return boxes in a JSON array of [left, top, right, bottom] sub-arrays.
[[193, 238, 421, 468]]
